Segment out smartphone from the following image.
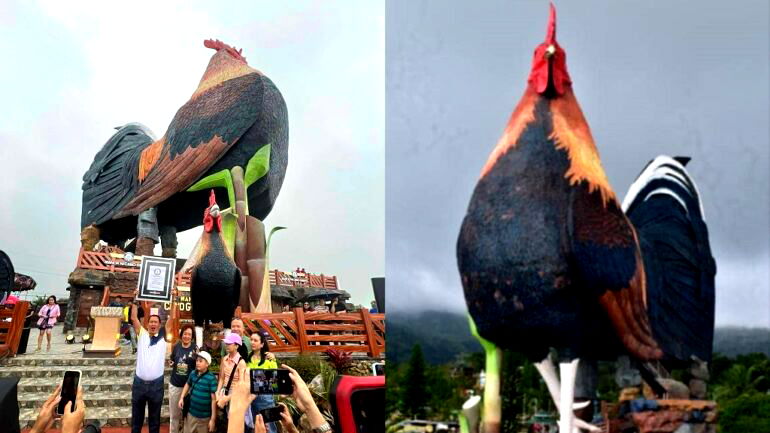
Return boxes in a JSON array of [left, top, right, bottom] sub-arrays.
[[56, 370, 81, 415], [250, 369, 293, 395], [259, 406, 285, 423]]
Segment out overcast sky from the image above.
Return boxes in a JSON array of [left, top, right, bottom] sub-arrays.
[[0, 1, 384, 306], [387, 0, 769, 327]]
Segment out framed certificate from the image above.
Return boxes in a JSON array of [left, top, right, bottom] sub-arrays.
[[136, 256, 177, 303]]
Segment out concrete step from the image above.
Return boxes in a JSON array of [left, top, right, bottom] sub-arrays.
[[19, 405, 171, 429], [1, 365, 134, 379], [2, 355, 137, 367], [15, 376, 171, 394], [0, 365, 172, 379], [17, 390, 170, 409]]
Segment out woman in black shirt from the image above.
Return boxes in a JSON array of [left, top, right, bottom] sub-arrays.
[[168, 324, 196, 433]]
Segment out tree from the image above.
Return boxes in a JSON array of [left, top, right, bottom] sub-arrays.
[[719, 393, 770, 433], [402, 344, 429, 418]]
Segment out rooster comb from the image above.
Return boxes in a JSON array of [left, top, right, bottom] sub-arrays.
[[546, 2, 557, 44], [208, 189, 217, 207], [204, 39, 247, 63]]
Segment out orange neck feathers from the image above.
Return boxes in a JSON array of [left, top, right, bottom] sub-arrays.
[[192, 41, 260, 100], [480, 5, 614, 206]]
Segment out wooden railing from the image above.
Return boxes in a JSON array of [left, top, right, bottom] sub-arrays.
[[269, 270, 339, 290], [76, 248, 141, 273], [78, 247, 191, 287], [0, 301, 30, 358], [239, 308, 385, 357]]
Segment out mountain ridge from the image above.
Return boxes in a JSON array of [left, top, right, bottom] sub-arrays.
[[387, 310, 770, 364]]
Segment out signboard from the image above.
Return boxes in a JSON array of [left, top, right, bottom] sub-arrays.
[[136, 256, 176, 303], [163, 287, 193, 320]]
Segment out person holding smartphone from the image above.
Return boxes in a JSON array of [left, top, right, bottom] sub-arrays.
[[29, 384, 86, 433], [330, 296, 347, 314], [246, 331, 278, 433], [130, 299, 170, 433], [35, 295, 60, 352], [225, 364, 331, 433]]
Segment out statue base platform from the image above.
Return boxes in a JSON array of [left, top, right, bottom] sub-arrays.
[[82, 346, 122, 358], [603, 399, 717, 433]]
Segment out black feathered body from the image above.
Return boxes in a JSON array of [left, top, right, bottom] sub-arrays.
[[81, 65, 288, 247], [458, 97, 620, 362], [190, 231, 241, 327]]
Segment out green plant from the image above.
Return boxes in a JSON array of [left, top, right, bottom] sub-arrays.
[[311, 361, 338, 405], [282, 354, 325, 383], [719, 392, 770, 433], [325, 348, 353, 373]]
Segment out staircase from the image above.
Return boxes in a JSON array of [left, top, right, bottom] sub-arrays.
[[0, 341, 172, 429]]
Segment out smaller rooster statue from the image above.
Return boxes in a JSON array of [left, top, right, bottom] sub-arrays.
[[188, 190, 241, 348]]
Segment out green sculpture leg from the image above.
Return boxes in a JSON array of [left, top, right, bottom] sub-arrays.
[[468, 315, 501, 433]]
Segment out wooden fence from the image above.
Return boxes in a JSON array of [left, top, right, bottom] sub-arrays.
[[239, 308, 385, 358], [0, 301, 30, 358], [268, 269, 339, 290], [78, 248, 192, 286]]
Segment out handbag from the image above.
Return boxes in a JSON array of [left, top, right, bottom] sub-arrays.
[[182, 373, 204, 418], [219, 358, 243, 426]]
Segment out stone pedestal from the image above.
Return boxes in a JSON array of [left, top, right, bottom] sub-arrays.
[[83, 306, 123, 358]]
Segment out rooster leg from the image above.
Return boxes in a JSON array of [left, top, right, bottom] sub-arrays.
[[159, 225, 178, 258], [230, 167, 250, 310], [482, 347, 502, 433], [534, 355, 598, 433], [80, 225, 100, 251], [558, 359, 579, 433], [136, 207, 159, 256], [195, 326, 204, 350], [467, 316, 500, 433], [460, 395, 481, 433]]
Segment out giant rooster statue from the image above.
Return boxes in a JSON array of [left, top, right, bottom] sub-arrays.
[[456, 5, 715, 433], [80, 39, 287, 312], [188, 190, 241, 349]]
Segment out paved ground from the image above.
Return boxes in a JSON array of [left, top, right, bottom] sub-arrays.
[[17, 323, 137, 360], [6, 325, 173, 429]]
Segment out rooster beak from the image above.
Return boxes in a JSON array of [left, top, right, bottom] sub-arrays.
[[545, 44, 556, 59], [210, 204, 220, 217]]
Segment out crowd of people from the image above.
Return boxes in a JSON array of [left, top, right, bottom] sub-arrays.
[[19, 292, 383, 432], [28, 298, 330, 433]]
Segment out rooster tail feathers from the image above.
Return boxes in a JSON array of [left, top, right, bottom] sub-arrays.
[[81, 123, 157, 227], [623, 155, 716, 362]]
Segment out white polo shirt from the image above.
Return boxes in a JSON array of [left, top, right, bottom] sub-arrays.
[[135, 327, 167, 380]]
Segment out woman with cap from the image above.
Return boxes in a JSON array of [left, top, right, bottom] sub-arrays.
[[36, 295, 60, 352], [215, 332, 247, 409], [178, 351, 218, 433]]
